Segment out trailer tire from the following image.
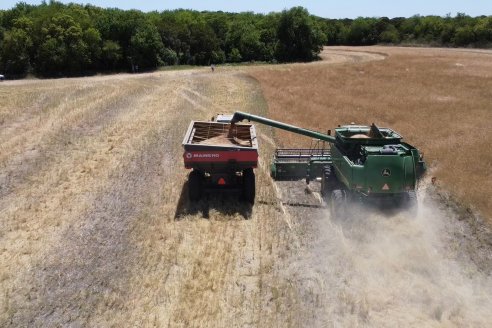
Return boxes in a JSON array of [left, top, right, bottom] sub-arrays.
[[188, 170, 203, 201], [243, 168, 255, 204], [330, 189, 347, 220]]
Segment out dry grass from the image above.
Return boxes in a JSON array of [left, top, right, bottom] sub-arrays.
[[250, 46, 492, 222]]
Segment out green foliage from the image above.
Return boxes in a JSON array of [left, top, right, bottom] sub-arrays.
[[210, 50, 225, 64], [454, 26, 475, 46], [474, 17, 492, 45], [36, 13, 90, 75], [187, 20, 220, 65], [0, 2, 491, 78], [226, 19, 262, 62], [101, 39, 122, 69], [0, 27, 32, 75], [84, 27, 102, 68], [275, 7, 326, 62], [342, 17, 378, 45], [161, 47, 178, 65], [228, 48, 242, 62], [129, 23, 164, 70], [380, 24, 400, 43], [321, 19, 342, 45]]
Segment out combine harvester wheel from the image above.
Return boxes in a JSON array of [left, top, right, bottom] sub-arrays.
[[330, 189, 347, 219]]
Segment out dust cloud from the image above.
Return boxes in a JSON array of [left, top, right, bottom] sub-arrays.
[[290, 192, 492, 327]]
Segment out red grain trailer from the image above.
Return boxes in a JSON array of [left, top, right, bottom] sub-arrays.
[[182, 120, 258, 203]]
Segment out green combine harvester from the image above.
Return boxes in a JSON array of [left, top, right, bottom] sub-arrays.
[[230, 111, 426, 217]]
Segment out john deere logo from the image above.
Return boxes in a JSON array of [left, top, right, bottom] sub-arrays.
[[382, 169, 391, 177]]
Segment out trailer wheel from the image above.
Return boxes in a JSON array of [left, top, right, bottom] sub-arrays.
[[243, 168, 255, 204], [188, 170, 203, 201], [330, 189, 347, 220]]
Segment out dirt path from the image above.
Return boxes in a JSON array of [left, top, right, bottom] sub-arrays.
[[1, 49, 491, 327]]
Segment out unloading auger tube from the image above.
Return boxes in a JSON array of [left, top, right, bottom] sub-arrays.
[[230, 111, 336, 143]]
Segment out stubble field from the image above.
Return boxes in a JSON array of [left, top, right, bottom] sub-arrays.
[[0, 47, 491, 327]]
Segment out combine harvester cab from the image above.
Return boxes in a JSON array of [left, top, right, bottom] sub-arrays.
[[182, 120, 258, 204]]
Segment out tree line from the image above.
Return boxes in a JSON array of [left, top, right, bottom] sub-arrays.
[[323, 14, 492, 47], [0, 2, 491, 78]]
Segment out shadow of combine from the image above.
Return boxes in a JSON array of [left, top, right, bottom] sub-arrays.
[[174, 181, 253, 220]]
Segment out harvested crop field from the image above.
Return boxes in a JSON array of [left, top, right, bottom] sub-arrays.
[[1, 48, 491, 327]]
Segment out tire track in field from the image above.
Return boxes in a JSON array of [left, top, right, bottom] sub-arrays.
[[0, 79, 155, 198], [0, 79, 167, 254]]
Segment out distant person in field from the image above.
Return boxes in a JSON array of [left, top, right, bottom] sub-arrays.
[[211, 64, 215, 72]]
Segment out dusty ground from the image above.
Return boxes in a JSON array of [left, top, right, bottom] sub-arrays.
[[0, 48, 491, 327]]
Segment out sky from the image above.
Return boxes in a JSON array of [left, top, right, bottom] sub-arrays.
[[1, 0, 491, 19]]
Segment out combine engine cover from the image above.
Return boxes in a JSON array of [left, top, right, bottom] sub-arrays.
[[345, 145, 417, 195]]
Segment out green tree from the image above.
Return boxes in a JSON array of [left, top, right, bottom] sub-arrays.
[[258, 14, 279, 61], [379, 24, 400, 43], [228, 47, 242, 62], [474, 17, 492, 45], [161, 47, 178, 65], [210, 50, 225, 64], [275, 7, 326, 62], [101, 39, 122, 69], [2, 3, 491, 78], [35, 13, 90, 75], [187, 20, 220, 65], [154, 11, 187, 63], [343, 18, 378, 45], [454, 26, 475, 46], [226, 19, 263, 62], [0, 27, 33, 75], [322, 19, 343, 45], [399, 15, 421, 41], [129, 23, 164, 70], [83, 27, 101, 69]]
